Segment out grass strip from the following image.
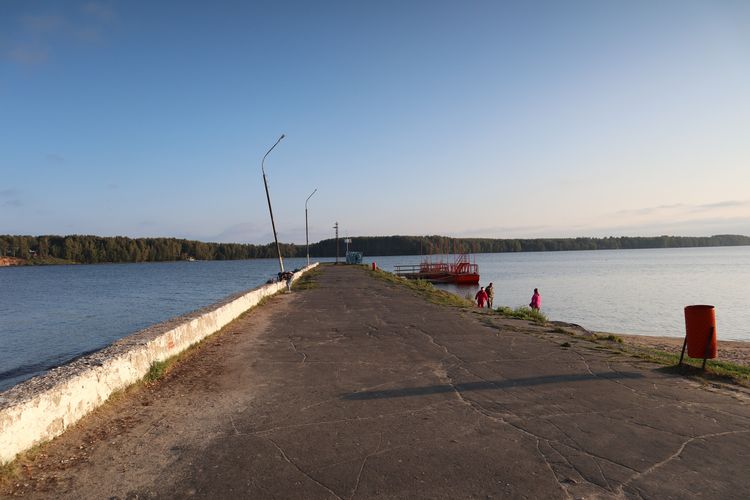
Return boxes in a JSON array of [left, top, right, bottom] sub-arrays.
[[494, 305, 548, 325], [549, 325, 750, 386], [366, 267, 473, 308], [623, 346, 750, 385], [364, 265, 750, 387]]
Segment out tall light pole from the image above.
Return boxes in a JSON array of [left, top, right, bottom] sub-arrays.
[[334, 222, 339, 264], [305, 188, 317, 267], [262, 134, 285, 274]]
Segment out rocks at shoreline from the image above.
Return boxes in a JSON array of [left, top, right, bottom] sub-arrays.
[[0, 257, 25, 266]]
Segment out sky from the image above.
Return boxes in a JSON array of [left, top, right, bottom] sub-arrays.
[[2, 1, 749, 244]]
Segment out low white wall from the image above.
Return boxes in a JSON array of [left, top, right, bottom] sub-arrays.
[[0, 263, 318, 465]]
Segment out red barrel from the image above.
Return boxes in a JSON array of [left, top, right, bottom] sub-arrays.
[[372, 262, 377, 270], [684, 305, 717, 359]]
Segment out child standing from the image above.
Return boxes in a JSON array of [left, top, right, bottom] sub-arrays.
[[475, 286, 488, 308]]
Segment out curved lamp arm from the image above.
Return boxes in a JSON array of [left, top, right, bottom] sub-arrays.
[[305, 188, 317, 209], [262, 134, 285, 176]]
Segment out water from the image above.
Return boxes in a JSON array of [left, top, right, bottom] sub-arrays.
[[0, 258, 327, 392], [2, 247, 749, 392], [367, 246, 750, 342]]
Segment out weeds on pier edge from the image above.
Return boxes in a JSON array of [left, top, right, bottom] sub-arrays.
[[144, 360, 168, 382], [293, 266, 322, 290], [366, 265, 750, 386], [366, 267, 473, 308], [495, 306, 548, 325], [550, 325, 750, 386]]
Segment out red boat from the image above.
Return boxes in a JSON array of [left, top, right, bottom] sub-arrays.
[[395, 253, 479, 284]]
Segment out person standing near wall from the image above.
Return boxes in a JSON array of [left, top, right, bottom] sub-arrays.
[[279, 271, 293, 292]]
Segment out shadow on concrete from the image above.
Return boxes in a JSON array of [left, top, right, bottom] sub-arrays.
[[342, 372, 644, 400], [655, 364, 742, 385]]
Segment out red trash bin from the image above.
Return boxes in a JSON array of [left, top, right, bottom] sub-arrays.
[[372, 262, 377, 270], [684, 305, 717, 359]]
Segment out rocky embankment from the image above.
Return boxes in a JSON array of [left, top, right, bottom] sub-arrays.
[[0, 257, 25, 266]]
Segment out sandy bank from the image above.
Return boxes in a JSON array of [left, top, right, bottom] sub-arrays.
[[0, 257, 24, 266]]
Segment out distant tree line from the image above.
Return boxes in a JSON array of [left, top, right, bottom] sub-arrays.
[[1, 234, 749, 264], [317, 234, 750, 256], [0, 235, 301, 264]]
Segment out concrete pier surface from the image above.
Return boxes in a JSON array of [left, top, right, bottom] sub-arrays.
[[3, 264, 750, 498]]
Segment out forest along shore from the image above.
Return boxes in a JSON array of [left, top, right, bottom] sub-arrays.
[[2, 234, 750, 265]]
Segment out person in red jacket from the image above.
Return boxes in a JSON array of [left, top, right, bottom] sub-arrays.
[[530, 288, 541, 310], [475, 286, 488, 308]]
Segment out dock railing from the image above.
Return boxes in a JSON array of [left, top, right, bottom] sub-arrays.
[[394, 264, 421, 276]]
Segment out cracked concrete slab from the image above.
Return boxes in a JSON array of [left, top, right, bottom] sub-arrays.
[[3, 264, 750, 499]]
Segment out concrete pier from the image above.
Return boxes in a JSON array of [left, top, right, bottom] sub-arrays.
[[2, 264, 750, 498], [0, 264, 317, 466]]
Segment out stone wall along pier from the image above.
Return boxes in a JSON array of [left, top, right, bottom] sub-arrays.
[[0, 263, 318, 464]]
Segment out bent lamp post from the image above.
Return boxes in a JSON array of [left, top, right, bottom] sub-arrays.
[[305, 188, 317, 267], [262, 134, 286, 274]]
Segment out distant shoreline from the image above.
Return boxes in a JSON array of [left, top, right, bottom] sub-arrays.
[[3, 233, 749, 266], [0, 256, 73, 267], [0, 257, 24, 267]]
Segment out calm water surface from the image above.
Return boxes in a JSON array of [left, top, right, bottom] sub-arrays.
[[367, 246, 750, 342], [2, 247, 749, 392], [0, 258, 327, 392]]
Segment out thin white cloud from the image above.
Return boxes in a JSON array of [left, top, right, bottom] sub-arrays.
[[448, 199, 750, 239], [455, 224, 554, 238], [0, 190, 23, 208], [76, 3, 116, 43], [615, 200, 750, 217], [82, 2, 116, 21], [46, 153, 65, 164], [694, 200, 750, 211], [615, 203, 686, 216], [211, 222, 270, 243], [21, 14, 66, 35], [6, 46, 49, 64], [588, 215, 750, 237], [5, 6, 116, 65]]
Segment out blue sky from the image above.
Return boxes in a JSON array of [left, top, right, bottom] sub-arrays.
[[2, 1, 749, 244]]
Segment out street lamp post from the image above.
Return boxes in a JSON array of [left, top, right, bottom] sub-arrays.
[[305, 188, 317, 267], [261, 134, 286, 274], [334, 222, 339, 264]]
